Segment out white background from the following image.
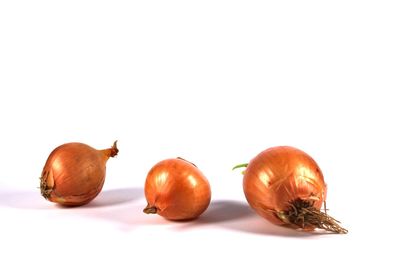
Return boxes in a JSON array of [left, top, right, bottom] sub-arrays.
[[1, 1, 399, 266]]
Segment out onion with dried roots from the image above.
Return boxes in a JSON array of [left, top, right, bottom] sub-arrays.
[[143, 158, 211, 220], [40, 141, 118, 206], [234, 146, 347, 234]]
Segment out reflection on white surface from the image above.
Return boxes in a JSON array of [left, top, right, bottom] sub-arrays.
[[0, 189, 48, 209], [0, 187, 143, 209]]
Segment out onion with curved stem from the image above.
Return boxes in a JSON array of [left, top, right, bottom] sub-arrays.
[[40, 141, 118, 206]]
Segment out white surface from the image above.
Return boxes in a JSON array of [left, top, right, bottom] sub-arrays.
[[1, 1, 399, 266]]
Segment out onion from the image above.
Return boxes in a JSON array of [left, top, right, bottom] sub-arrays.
[[234, 146, 347, 234], [40, 141, 118, 206], [143, 158, 211, 220]]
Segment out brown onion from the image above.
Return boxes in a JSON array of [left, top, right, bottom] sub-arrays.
[[235, 146, 347, 233], [143, 158, 211, 220], [40, 141, 118, 206]]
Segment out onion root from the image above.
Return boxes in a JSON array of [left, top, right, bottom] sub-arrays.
[[276, 198, 348, 234], [40, 171, 52, 199]]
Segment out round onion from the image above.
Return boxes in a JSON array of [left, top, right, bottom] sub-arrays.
[[143, 158, 211, 220]]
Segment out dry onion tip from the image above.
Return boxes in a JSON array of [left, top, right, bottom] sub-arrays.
[[234, 146, 348, 234]]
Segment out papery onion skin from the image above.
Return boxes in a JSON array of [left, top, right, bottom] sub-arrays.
[[243, 146, 327, 228], [40, 141, 118, 206], [144, 158, 211, 220]]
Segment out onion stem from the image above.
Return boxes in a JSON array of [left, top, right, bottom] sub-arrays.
[[143, 205, 158, 214], [232, 163, 248, 171], [177, 157, 197, 168]]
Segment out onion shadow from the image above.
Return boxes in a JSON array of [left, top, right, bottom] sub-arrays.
[[174, 200, 321, 237], [0, 189, 48, 209], [84, 187, 143, 208], [0, 187, 143, 209], [197, 200, 254, 224], [224, 215, 319, 237], [84, 202, 171, 231]]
